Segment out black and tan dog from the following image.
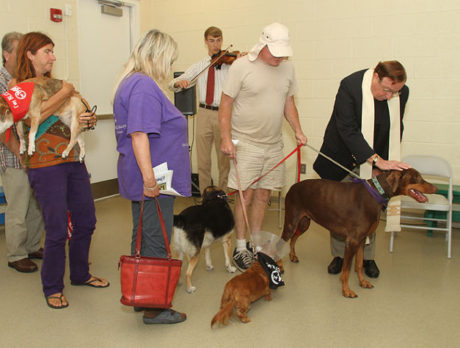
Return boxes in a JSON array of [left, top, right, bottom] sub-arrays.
[[173, 186, 236, 293], [281, 168, 437, 298], [0, 77, 89, 161]]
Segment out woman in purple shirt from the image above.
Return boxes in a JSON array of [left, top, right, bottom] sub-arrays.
[[113, 29, 191, 325]]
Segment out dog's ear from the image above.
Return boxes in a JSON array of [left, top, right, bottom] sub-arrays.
[[386, 170, 403, 193]]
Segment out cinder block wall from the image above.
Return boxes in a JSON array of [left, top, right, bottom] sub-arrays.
[[0, 0, 80, 87], [142, 0, 460, 189]]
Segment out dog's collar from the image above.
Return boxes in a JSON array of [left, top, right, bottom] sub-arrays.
[[352, 178, 389, 210], [216, 193, 228, 201], [371, 177, 389, 199]]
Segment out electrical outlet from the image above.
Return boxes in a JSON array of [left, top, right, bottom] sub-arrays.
[[300, 163, 306, 174]]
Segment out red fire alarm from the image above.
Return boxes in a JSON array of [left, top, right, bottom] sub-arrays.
[[50, 8, 63, 22]]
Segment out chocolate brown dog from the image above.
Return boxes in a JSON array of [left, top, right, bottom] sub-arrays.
[[0, 77, 89, 161], [281, 168, 437, 298], [211, 257, 283, 327]]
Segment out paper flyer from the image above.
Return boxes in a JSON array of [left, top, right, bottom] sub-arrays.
[[153, 162, 183, 196]]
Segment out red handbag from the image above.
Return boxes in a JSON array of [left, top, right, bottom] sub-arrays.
[[119, 197, 182, 308]]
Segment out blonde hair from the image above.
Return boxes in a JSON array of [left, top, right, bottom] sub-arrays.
[[112, 29, 178, 99]]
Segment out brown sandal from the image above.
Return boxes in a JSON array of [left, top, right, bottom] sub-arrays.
[[45, 293, 69, 309], [71, 276, 110, 288]]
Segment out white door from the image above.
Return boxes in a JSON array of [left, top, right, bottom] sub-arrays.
[[78, 0, 138, 184]]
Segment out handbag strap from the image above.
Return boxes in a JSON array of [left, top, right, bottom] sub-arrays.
[[154, 197, 172, 259], [134, 197, 172, 259]]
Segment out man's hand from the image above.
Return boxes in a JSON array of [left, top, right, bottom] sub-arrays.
[[295, 131, 307, 146], [174, 80, 191, 89], [220, 138, 236, 158], [374, 157, 411, 171]]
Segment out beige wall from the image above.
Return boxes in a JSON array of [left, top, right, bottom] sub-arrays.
[[142, 0, 460, 188], [0, 0, 80, 87], [1, 1, 459, 189]]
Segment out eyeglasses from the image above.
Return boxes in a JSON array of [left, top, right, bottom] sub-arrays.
[[379, 79, 401, 97]]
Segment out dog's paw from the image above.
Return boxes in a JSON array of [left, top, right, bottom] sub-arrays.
[[27, 144, 36, 156], [226, 265, 237, 273], [79, 152, 86, 162], [186, 286, 197, 294], [360, 280, 374, 289], [61, 150, 69, 159], [206, 265, 214, 271]]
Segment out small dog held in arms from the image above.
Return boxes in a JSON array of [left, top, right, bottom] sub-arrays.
[[173, 186, 236, 293], [211, 254, 284, 327], [280, 168, 437, 298], [0, 77, 91, 161]]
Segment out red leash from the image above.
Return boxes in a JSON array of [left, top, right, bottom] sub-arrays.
[[228, 144, 302, 196]]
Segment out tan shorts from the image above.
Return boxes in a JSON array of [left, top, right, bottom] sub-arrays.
[[228, 140, 285, 191]]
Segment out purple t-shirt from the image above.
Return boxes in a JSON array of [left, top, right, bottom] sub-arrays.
[[113, 73, 191, 201]]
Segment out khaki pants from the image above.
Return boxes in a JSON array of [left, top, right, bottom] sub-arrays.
[[1, 168, 44, 262], [196, 107, 230, 193]]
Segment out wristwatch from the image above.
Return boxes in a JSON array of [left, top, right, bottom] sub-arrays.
[[372, 155, 380, 167]]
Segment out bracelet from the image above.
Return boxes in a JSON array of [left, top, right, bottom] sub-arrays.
[[143, 183, 159, 191]]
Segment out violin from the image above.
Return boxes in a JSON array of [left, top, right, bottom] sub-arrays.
[[190, 45, 239, 83], [211, 50, 240, 69]]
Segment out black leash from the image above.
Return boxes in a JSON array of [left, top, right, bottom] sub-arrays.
[[81, 99, 97, 130]]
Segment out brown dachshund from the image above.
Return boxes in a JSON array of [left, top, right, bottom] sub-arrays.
[[281, 168, 437, 298], [211, 259, 283, 327]]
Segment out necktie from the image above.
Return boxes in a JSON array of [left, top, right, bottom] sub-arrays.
[[205, 65, 215, 105]]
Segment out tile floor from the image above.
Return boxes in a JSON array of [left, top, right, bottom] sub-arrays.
[[0, 195, 459, 348]]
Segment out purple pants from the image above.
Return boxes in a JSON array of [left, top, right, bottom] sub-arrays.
[[28, 162, 96, 297]]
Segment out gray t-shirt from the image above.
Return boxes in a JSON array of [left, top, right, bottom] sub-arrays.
[[222, 56, 297, 145]]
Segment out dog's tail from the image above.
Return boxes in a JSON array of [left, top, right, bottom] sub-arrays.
[[211, 301, 233, 328]]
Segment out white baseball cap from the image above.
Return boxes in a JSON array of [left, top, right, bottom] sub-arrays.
[[248, 22, 293, 61]]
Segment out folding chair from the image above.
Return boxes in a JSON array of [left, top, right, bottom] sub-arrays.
[[389, 155, 453, 258]]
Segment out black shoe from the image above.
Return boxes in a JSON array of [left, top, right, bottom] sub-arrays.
[[363, 260, 380, 278], [327, 257, 343, 274], [232, 247, 254, 272]]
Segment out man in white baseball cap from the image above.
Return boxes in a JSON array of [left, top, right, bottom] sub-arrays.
[[219, 22, 307, 272]]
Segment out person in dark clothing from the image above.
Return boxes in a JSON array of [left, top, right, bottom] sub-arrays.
[[313, 61, 411, 278]]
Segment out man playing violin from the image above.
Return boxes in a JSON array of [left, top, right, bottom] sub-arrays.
[[219, 23, 307, 272], [169, 26, 230, 195]]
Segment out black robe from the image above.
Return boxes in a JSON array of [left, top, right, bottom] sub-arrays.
[[313, 69, 409, 181]]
